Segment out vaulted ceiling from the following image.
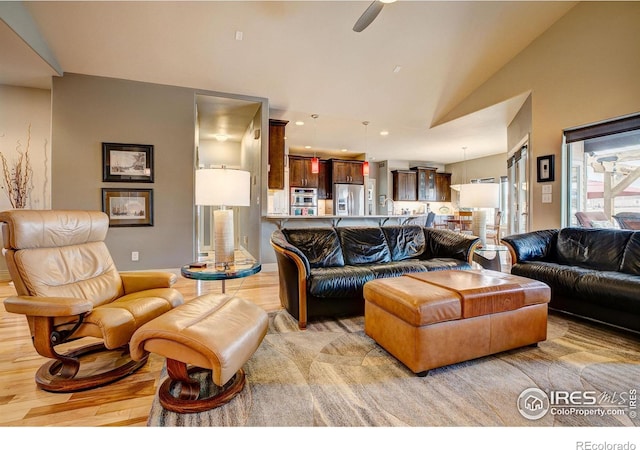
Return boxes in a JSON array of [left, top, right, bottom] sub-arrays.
[[1, 1, 578, 164]]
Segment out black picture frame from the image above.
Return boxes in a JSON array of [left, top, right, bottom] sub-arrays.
[[102, 143, 154, 182], [102, 188, 153, 227], [537, 155, 555, 183]]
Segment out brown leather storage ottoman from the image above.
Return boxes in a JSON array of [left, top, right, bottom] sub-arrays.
[[363, 270, 550, 376], [130, 293, 268, 413]]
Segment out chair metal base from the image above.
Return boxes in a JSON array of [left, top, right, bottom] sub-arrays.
[[158, 365, 246, 414], [35, 342, 148, 393]]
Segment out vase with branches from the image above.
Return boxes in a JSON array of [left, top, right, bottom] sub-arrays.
[[0, 124, 34, 209]]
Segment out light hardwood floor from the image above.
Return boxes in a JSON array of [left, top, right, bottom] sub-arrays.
[[0, 270, 282, 426]]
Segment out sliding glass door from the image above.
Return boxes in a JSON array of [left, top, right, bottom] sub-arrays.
[[507, 143, 529, 235], [564, 113, 640, 228]]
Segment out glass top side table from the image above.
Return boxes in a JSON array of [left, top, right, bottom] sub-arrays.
[[181, 248, 261, 293], [472, 244, 511, 272]]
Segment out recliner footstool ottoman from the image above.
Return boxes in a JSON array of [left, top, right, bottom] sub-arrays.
[[363, 270, 550, 376], [130, 293, 268, 413]]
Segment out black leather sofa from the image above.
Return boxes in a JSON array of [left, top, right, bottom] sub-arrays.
[[501, 227, 640, 333], [271, 225, 480, 329]]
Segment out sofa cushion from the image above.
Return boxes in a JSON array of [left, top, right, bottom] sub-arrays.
[[421, 228, 478, 262], [510, 261, 595, 295], [556, 228, 633, 271], [367, 260, 427, 278], [575, 271, 640, 313], [418, 258, 472, 271], [337, 227, 391, 265], [620, 232, 640, 275], [381, 225, 426, 261], [282, 228, 344, 268], [308, 266, 375, 298]]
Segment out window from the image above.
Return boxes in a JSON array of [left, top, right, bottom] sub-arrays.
[[564, 113, 640, 228]]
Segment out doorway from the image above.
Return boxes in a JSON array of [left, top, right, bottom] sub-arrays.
[[507, 138, 530, 235], [194, 94, 264, 260]]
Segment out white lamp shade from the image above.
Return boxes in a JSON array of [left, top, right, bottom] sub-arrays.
[[195, 168, 251, 206], [459, 183, 500, 209]]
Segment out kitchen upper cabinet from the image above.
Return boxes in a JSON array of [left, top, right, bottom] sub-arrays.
[[317, 160, 331, 199], [392, 170, 417, 201], [412, 166, 437, 201], [268, 119, 288, 189], [331, 159, 364, 184], [289, 156, 318, 188], [435, 172, 452, 202]]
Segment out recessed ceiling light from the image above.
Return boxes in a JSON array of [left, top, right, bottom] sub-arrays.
[[393, 65, 402, 74], [305, 145, 311, 149], [380, 130, 389, 136], [341, 148, 348, 152], [295, 121, 304, 126]]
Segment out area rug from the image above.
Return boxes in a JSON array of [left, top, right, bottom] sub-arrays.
[[147, 310, 640, 427]]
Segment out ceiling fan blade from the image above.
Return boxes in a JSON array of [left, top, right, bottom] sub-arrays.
[[353, 1, 384, 32]]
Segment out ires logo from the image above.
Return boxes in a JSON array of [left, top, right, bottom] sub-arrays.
[[550, 390, 598, 405], [517, 388, 636, 420]]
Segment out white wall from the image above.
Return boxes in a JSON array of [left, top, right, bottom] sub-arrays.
[[0, 85, 51, 281], [0, 85, 51, 211]]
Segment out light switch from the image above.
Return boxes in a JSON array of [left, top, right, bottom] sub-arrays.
[[542, 193, 552, 203], [542, 185, 552, 194]]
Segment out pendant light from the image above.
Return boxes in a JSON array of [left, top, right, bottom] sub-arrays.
[[311, 114, 319, 174], [362, 121, 370, 176]]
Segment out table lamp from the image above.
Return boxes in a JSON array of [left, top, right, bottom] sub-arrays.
[[459, 183, 500, 246], [195, 168, 250, 267]]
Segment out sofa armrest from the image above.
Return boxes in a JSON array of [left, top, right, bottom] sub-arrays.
[[4, 295, 93, 317], [120, 271, 177, 294], [422, 228, 481, 263], [270, 229, 311, 275], [501, 229, 559, 263], [271, 229, 312, 329]]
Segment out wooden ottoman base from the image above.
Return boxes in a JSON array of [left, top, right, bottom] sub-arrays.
[[363, 270, 550, 375], [130, 293, 268, 413]]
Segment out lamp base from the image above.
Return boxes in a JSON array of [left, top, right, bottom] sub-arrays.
[[472, 209, 488, 246], [214, 209, 235, 267]]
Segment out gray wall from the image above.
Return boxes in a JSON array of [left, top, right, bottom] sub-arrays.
[[51, 73, 195, 270]]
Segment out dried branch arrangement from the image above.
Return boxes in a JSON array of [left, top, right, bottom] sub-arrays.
[[0, 124, 34, 209]]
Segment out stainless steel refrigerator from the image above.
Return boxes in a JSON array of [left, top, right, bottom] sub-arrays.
[[334, 184, 365, 216]]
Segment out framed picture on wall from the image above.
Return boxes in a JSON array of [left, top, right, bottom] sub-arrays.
[[102, 143, 154, 182], [102, 188, 153, 227], [537, 155, 555, 183]]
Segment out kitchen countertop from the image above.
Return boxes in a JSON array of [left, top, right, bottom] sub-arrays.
[[264, 214, 429, 228]]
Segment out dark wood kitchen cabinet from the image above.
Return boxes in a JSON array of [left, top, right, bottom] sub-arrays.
[[412, 166, 437, 201], [317, 160, 331, 199], [268, 119, 288, 189], [435, 172, 452, 202], [331, 159, 364, 185], [289, 155, 318, 188], [392, 170, 417, 201]]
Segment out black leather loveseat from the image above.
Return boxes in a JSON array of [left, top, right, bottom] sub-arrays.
[[271, 225, 480, 329], [501, 227, 640, 333]]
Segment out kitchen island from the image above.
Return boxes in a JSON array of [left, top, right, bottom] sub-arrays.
[[264, 214, 429, 229]]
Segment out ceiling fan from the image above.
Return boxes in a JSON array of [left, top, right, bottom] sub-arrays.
[[353, 0, 397, 32]]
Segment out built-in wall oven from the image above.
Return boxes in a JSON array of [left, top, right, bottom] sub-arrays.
[[290, 187, 318, 216]]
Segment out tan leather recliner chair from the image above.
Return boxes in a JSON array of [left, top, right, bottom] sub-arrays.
[[1, 210, 184, 392]]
